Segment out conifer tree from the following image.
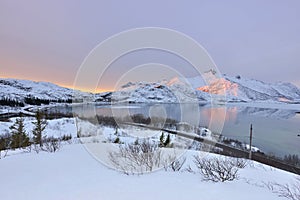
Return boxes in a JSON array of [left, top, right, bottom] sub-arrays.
[[10, 116, 30, 149], [159, 132, 165, 147], [164, 134, 171, 147], [32, 110, 47, 147]]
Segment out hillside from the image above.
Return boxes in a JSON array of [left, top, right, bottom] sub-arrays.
[[0, 141, 297, 200], [0, 78, 90, 104]]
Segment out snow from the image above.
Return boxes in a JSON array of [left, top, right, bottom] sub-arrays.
[[0, 117, 77, 138], [2, 76, 300, 199], [0, 78, 90, 102], [0, 143, 297, 200], [244, 144, 260, 152], [0, 116, 299, 200], [107, 73, 300, 104], [223, 75, 300, 103]]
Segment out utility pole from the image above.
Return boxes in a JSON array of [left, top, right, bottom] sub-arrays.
[[249, 124, 253, 160]]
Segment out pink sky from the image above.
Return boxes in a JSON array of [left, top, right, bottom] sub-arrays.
[[1, 0, 300, 91]]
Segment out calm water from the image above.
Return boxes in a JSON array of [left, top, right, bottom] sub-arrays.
[[52, 103, 300, 157]]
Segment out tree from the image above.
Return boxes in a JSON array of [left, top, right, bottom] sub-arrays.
[[32, 110, 47, 147], [10, 116, 30, 149], [159, 132, 165, 147], [0, 133, 11, 158], [164, 134, 171, 147]]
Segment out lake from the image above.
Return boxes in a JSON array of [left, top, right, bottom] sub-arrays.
[[50, 103, 300, 158]]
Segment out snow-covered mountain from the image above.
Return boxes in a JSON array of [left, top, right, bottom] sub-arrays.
[[1, 74, 300, 105], [0, 78, 90, 103], [110, 79, 209, 103], [197, 75, 300, 103], [108, 73, 300, 104]]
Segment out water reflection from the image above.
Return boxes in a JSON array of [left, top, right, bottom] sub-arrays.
[[46, 103, 299, 157]]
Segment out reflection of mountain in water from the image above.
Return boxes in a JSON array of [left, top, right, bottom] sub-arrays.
[[45, 104, 298, 121], [236, 107, 297, 120]]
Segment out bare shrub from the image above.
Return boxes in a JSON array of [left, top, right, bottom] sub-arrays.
[[42, 137, 61, 153], [33, 143, 41, 153], [185, 165, 196, 173], [162, 151, 186, 172], [170, 156, 186, 172], [231, 157, 248, 169], [193, 155, 240, 182], [273, 177, 300, 200], [262, 181, 276, 192], [109, 139, 162, 175], [162, 153, 186, 172]]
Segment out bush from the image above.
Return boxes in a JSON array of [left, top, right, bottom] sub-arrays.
[[265, 177, 300, 200], [170, 156, 186, 171], [0, 133, 11, 158], [113, 137, 121, 144], [163, 154, 186, 172], [274, 179, 300, 200], [109, 140, 162, 174], [131, 114, 151, 124], [61, 134, 72, 141], [42, 137, 61, 153], [96, 116, 117, 127], [193, 155, 241, 182]]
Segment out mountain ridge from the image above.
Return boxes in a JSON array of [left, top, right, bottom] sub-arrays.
[[1, 75, 300, 105]]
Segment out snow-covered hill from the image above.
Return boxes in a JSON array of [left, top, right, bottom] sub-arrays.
[[0, 78, 90, 102], [111, 82, 200, 103], [110, 73, 300, 104], [110, 77, 211, 103], [225, 75, 300, 102], [1, 75, 300, 105], [0, 139, 297, 200]]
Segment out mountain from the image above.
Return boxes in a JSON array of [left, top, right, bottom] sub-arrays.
[[197, 75, 300, 103], [0, 78, 90, 104], [1, 75, 300, 105], [110, 79, 210, 103], [109, 73, 300, 104]]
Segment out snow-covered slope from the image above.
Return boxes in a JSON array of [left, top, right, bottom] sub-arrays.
[[0, 78, 90, 102], [0, 142, 297, 200], [107, 74, 300, 104], [110, 80, 210, 103], [227, 75, 300, 102], [1, 75, 300, 105]]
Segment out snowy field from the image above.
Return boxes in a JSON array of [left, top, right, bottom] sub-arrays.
[[0, 143, 298, 200], [0, 117, 299, 200]]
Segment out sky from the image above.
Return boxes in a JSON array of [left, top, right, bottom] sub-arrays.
[[1, 0, 300, 92]]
